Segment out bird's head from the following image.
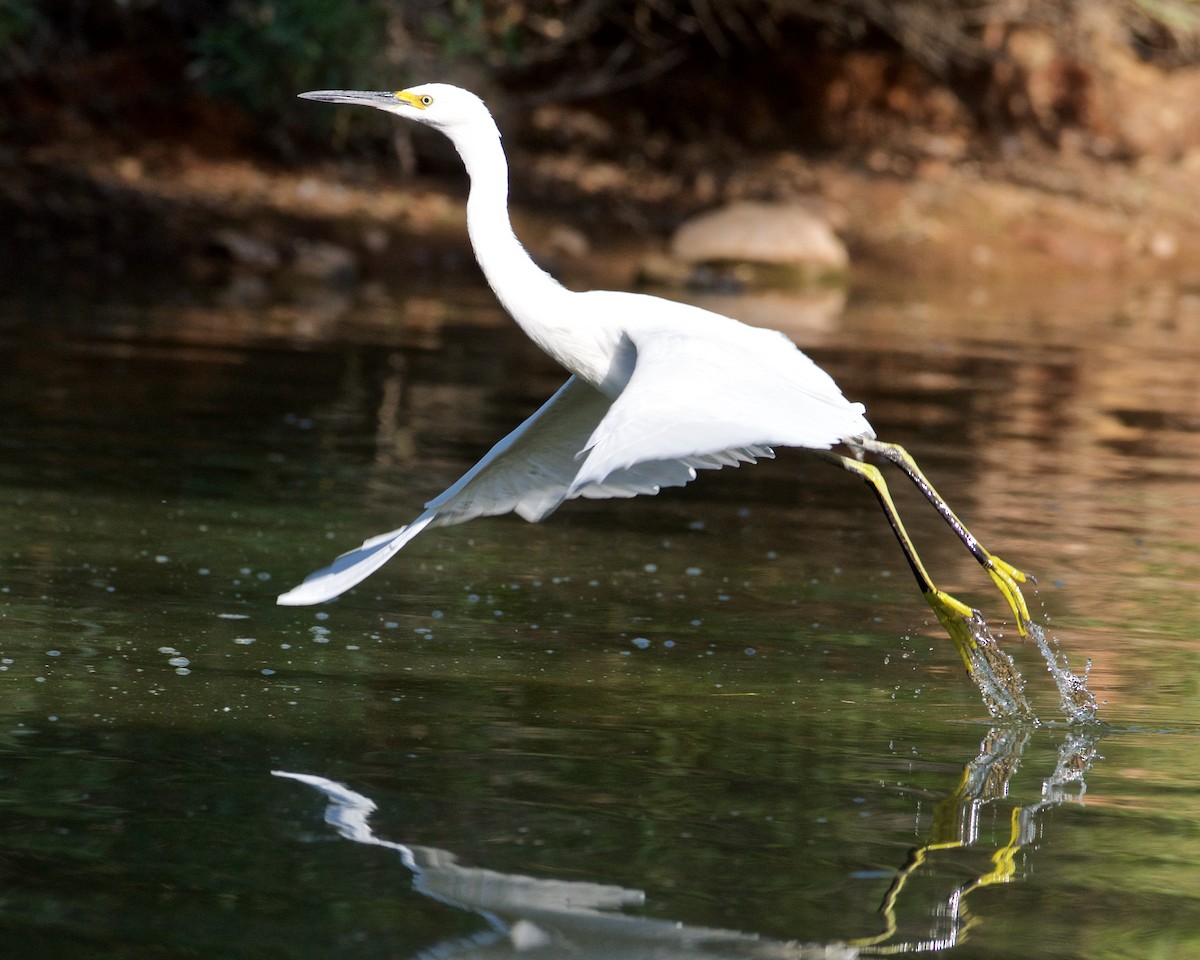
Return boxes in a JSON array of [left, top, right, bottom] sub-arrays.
[[299, 83, 493, 134]]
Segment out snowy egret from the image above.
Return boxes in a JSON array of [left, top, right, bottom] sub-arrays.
[[281, 83, 1031, 669]]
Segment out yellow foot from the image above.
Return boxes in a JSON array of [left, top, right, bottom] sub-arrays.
[[983, 554, 1032, 637], [924, 589, 980, 674], [923, 588, 1034, 720]]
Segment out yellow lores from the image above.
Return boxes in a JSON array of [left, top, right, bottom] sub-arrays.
[[394, 90, 434, 109]]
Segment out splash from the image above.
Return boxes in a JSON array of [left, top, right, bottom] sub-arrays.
[[933, 576, 1100, 724], [949, 610, 1100, 725], [1028, 619, 1100, 725], [956, 611, 1034, 721]]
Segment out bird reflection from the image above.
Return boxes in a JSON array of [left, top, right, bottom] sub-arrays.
[[272, 771, 857, 960], [273, 725, 1100, 958]]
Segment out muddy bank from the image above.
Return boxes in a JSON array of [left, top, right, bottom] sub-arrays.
[[5, 4, 1200, 304], [5, 130, 1198, 312]]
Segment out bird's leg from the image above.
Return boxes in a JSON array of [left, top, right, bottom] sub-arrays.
[[817, 452, 981, 673], [853, 438, 1032, 637]]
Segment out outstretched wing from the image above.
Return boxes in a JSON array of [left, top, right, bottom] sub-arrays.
[[279, 376, 598, 605], [277, 375, 770, 606], [420, 372, 776, 516], [573, 321, 872, 491], [423, 376, 656, 527]]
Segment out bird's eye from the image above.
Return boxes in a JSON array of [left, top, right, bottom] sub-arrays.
[[419, 95, 434, 107]]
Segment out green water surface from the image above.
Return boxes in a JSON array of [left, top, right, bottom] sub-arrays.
[[2, 276, 1199, 959]]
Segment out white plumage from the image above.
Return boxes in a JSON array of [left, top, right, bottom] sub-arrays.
[[277, 82, 1028, 667], [278, 83, 872, 606]]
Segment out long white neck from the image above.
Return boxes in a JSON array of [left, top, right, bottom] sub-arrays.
[[449, 117, 570, 332], [443, 112, 627, 392]]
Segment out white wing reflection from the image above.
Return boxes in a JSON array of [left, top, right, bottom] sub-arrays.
[[273, 727, 1100, 958], [272, 769, 859, 960]]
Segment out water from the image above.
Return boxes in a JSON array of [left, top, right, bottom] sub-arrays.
[[2, 273, 1199, 958]]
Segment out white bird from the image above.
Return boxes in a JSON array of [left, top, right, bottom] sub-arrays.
[[280, 83, 1031, 670]]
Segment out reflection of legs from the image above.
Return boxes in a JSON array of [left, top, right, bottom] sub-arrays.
[[851, 727, 1044, 953], [818, 452, 979, 672], [853, 438, 1032, 636]]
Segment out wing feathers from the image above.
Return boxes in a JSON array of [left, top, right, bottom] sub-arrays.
[[276, 513, 435, 605], [572, 324, 868, 492], [279, 313, 867, 604]]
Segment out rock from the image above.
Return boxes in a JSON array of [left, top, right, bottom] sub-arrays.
[[288, 239, 358, 283], [207, 229, 281, 271], [637, 252, 693, 287], [362, 227, 390, 254], [669, 201, 849, 287], [1147, 230, 1178, 260], [546, 224, 590, 259]]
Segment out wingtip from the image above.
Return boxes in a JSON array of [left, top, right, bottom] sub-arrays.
[[276, 584, 331, 606], [273, 517, 435, 608]]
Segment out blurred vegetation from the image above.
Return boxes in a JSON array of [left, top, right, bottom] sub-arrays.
[[1, 0, 1199, 154], [190, 1, 388, 113], [189, 0, 392, 148], [0, 0, 37, 53]]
